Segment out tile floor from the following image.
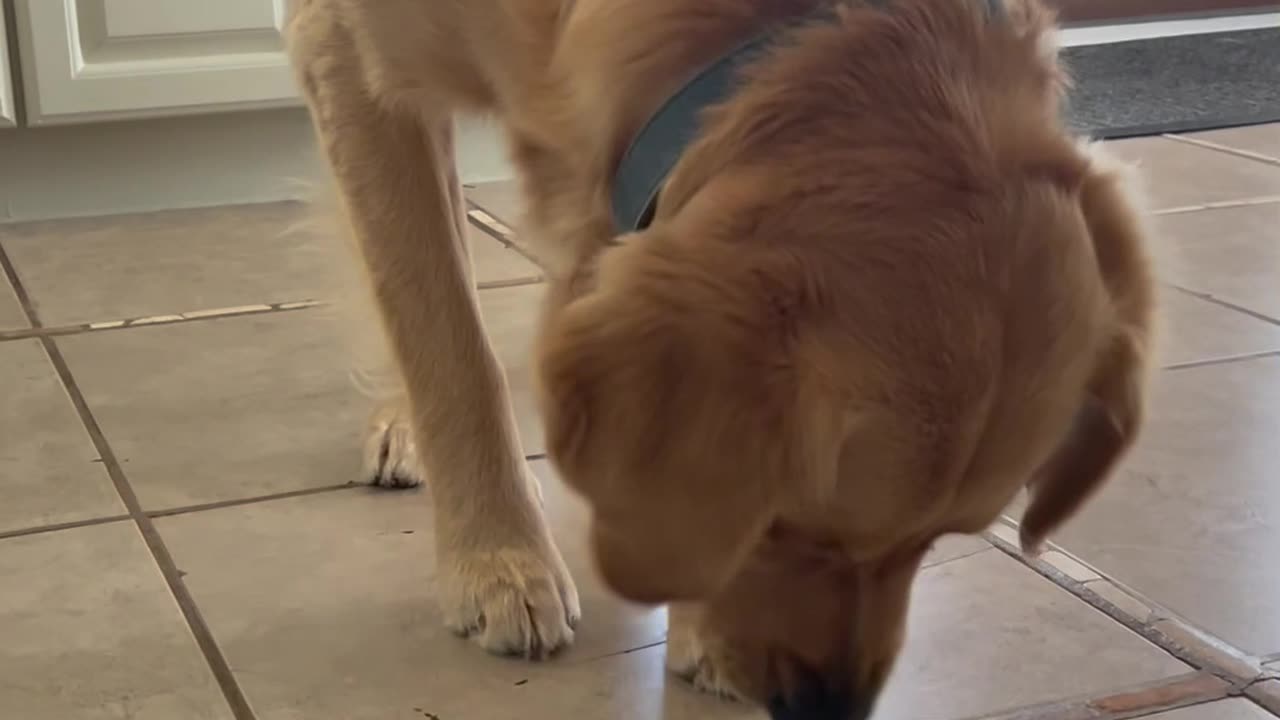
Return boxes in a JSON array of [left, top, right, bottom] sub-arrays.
[[2, 124, 1279, 720]]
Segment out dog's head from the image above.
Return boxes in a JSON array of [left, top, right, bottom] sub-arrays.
[[536, 2, 1156, 717], [538, 144, 1154, 712]]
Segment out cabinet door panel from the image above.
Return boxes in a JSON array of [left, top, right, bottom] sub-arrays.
[[15, 0, 299, 125], [101, 0, 278, 37]]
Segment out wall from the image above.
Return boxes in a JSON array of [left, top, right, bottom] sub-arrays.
[[0, 109, 513, 223], [1050, 0, 1279, 22]]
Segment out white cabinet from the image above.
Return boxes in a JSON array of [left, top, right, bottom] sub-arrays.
[[1, 10, 15, 127], [13, 0, 300, 125]]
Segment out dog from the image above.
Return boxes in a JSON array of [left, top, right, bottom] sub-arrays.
[[286, 0, 1157, 717]]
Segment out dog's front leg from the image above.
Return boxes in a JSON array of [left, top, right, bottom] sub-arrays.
[[290, 23, 579, 658], [666, 603, 746, 700]]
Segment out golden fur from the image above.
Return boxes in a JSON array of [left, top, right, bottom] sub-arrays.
[[286, 0, 1157, 715]]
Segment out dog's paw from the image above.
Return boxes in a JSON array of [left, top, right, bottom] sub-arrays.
[[666, 604, 746, 700], [438, 541, 581, 659], [363, 401, 423, 488]]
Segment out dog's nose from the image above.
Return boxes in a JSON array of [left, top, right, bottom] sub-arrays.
[[767, 689, 873, 720], [765, 668, 874, 720]]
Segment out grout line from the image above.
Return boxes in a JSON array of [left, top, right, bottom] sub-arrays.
[[0, 513, 133, 541], [466, 206, 514, 241], [984, 521, 1265, 689], [466, 206, 520, 248], [566, 640, 669, 668], [465, 205, 546, 269], [477, 276, 544, 291], [968, 671, 1231, 720], [1151, 195, 1280, 216], [0, 243, 258, 720], [0, 300, 326, 343], [1163, 133, 1280, 169], [1170, 284, 1280, 328], [1151, 204, 1211, 216], [463, 196, 517, 233], [0, 270, 541, 345], [39, 336, 259, 720], [148, 448, 549, 519], [921, 545, 994, 570], [13, 450, 551, 534], [3, 451, 552, 542], [1164, 349, 1280, 372], [0, 235, 42, 329], [0, 326, 45, 341], [147, 483, 364, 520]]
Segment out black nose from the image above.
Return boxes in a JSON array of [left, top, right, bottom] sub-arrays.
[[766, 680, 873, 720]]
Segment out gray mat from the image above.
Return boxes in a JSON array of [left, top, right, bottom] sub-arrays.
[[1062, 27, 1280, 139]]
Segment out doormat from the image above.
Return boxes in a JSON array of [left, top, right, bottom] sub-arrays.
[[1063, 26, 1280, 138]]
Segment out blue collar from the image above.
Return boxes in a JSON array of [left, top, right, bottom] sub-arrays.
[[609, 0, 1006, 234]]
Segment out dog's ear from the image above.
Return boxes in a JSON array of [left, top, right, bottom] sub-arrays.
[[537, 232, 805, 603], [1019, 146, 1157, 553], [1018, 331, 1147, 553]]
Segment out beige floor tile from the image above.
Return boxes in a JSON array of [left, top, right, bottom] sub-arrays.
[[156, 468, 672, 720], [1160, 289, 1280, 367], [1104, 137, 1280, 211], [469, 223, 542, 285], [0, 522, 232, 720], [443, 643, 758, 720], [1158, 204, 1280, 321], [3, 203, 331, 327], [466, 180, 522, 226], [874, 550, 1187, 720], [1143, 698, 1274, 719], [55, 285, 547, 511], [0, 339, 123, 534], [56, 310, 368, 510], [157, 461, 1178, 720], [924, 532, 991, 566], [1250, 679, 1280, 715], [0, 269, 27, 330], [2, 203, 539, 328], [1052, 356, 1280, 656], [1187, 123, 1280, 163]]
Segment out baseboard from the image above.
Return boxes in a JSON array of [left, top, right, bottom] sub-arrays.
[[0, 109, 514, 223], [1052, 0, 1278, 23]]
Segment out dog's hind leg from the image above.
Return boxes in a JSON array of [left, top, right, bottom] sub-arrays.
[[289, 10, 579, 658]]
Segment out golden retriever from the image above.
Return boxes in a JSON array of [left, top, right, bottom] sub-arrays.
[[285, 0, 1157, 717]]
